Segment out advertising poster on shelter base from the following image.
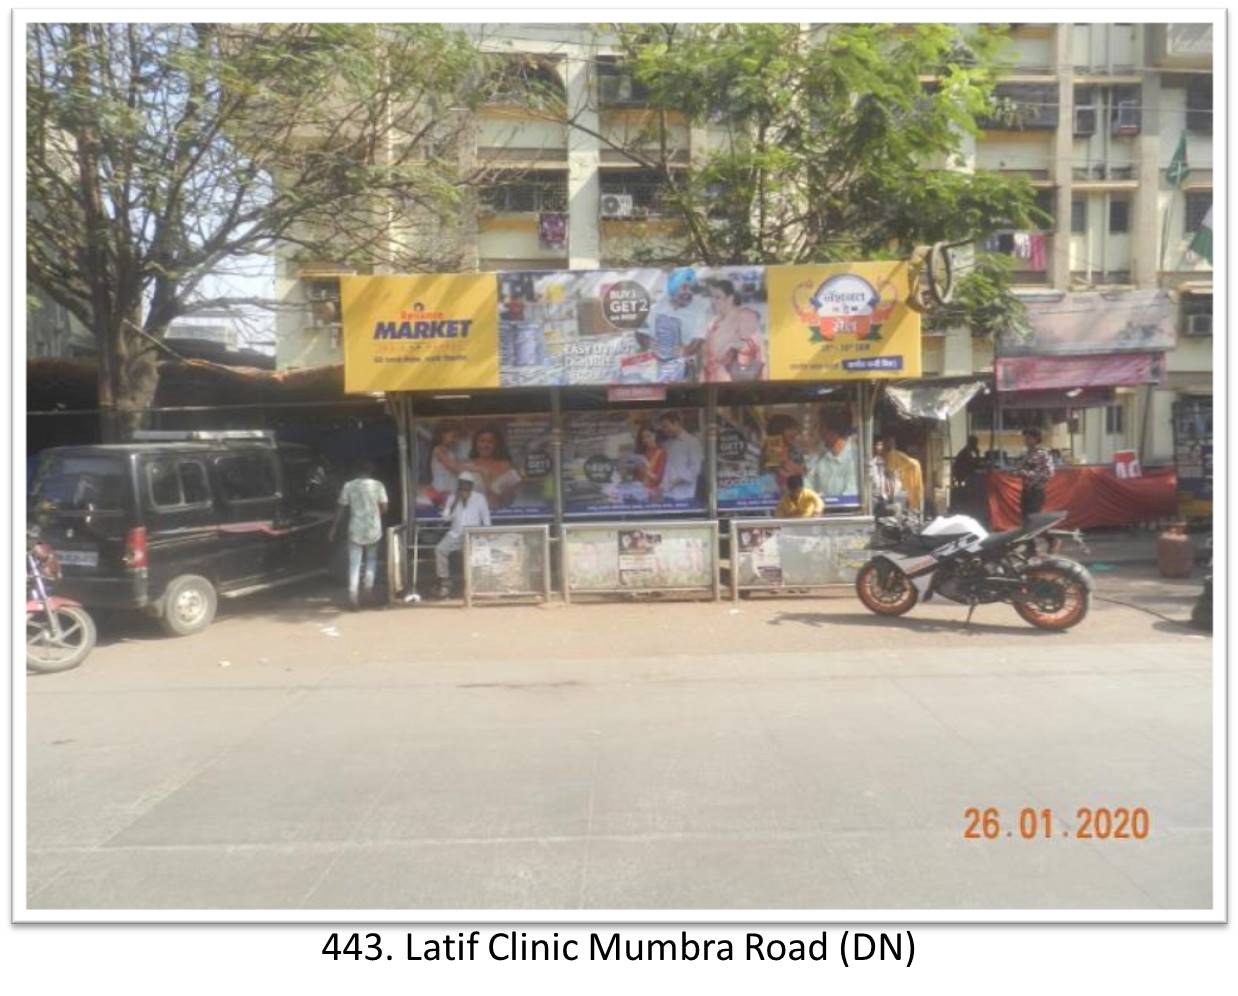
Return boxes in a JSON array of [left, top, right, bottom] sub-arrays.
[[567, 525, 715, 591], [717, 402, 862, 509], [498, 266, 769, 387], [734, 520, 872, 587], [562, 408, 706, 514], [766, 261, 921, 380], [468, 531, 537, 595], [414, 414, 554, 520]]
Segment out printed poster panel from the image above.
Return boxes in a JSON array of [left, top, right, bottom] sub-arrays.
[[567, 524, 715, 591], [414, 414, 553, 520], [1172, 398, 1213, 509], [499, 266, 769, 387], [717, 402, 862, 509], [562, 408, 706, 514], [1000, 290, 1177, 357], [467, 531, 546, 596], [767, 262, 920, 380], [734, 519, 872, 587], [342, 274, 500, 392]]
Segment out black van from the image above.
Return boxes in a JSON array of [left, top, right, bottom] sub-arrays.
[[28, 432, 340, 636]]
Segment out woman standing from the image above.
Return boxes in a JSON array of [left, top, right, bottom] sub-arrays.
[[632, 422, 668, 497]]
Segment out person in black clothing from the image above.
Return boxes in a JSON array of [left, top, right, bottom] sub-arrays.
[[952, 435, 982, 488]]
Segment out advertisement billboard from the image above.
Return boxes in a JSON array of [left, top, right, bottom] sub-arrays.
[[1000, 290, 1178, 357], [341, 274, 500, 392], [561, 408, 706, 514], [498, 266, 769, 387], [766, 261, 921, 380], [717, 402, 862, 509], [413, 414, 554, 520]]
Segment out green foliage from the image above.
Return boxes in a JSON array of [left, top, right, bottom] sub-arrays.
[[594, 23, 1036, 336]]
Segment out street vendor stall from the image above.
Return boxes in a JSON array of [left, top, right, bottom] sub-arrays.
[[986, 464, 1178, 530]]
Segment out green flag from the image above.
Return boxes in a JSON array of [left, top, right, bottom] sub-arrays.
[[1189, 205, 1213, 264], [1167, 131, 1189, 187]]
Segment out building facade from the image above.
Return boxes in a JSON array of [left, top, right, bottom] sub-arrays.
[[274, 22, 1214, 502]]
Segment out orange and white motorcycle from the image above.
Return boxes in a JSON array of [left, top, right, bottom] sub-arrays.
[[855, 511, 1093, 631]]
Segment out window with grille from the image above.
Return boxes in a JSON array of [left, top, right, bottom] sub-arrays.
[[981, 84, 1059, 129], [1105, 404, 1125, 435], [1033, 189, 1056, 231], [1187, 77, 1212, 134], [1109, 198, 1130, 234], [1071, 198, 1087, 235], [1185, 191, 1211, 233], [480, 171, 569, 213], [1182, 293, 1212, 336]]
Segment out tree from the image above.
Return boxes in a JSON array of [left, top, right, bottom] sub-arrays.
[[568, 23, 1043, 336], [27, 23, 492, 437]]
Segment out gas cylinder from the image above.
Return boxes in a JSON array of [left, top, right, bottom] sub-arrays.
[[1157, 523, 1195, 578]]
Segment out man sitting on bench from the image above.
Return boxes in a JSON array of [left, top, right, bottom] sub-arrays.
[[434, 471, 491, 598]]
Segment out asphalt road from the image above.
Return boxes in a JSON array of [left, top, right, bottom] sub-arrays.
[[25, 568, 1213, 912]]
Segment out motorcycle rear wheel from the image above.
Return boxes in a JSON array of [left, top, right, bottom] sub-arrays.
[[1014, 566, 1090, 631], [856, 561, 919, 616], [26, 605, 96, 673]]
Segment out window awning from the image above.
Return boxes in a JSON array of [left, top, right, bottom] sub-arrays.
[[883, 379, 987, 421]]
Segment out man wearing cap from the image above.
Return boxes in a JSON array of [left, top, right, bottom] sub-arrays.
[[640, 268, 712, 382], [434, 470, 491, 598]]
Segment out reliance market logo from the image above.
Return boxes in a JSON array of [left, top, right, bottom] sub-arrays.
[[792, 273, 897, 343], [373, 302, 474, 340]]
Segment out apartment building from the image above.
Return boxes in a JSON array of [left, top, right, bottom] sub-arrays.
[[274, 22, 1214, 473]]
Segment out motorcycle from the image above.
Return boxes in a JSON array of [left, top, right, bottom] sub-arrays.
[[855, 510, 1093, 631], [27, 534, 96, 672]]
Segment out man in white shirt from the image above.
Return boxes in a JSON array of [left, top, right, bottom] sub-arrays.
[[434, 470, 491, 597], [640, 269, 712, 382], [657, 411, 704, 503], [807, 409, 859, 504], [329, 459, 389, 609]]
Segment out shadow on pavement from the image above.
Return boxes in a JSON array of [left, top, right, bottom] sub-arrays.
[[768, 610, 1060, 637], [1151, 619, 1210, 637]]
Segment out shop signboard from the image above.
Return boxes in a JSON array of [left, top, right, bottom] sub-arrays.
[[563, 522, 718, 595], [498, 266, 769, 387], [730, 516, 873, 595], [562, 408, 706, 514], [341, 274, 500, 392], [765, 261, 921, 380], [999, 290, 1177, 357], [716, 402, 862, 510], [342, 262, 919, 392], [413, 413, 554, 520], [995, 353, 1164, 392]]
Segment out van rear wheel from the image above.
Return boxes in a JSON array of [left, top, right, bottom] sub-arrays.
[[159, 575, 217, 636]]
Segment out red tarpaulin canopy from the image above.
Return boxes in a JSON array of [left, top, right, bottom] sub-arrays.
[[987, 465, 1178, 530]]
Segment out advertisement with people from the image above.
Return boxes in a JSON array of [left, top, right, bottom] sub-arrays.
[[499, 266, 769, 387], [766, 261, 920, 380], [717, 401, 862, 509], [562, 408, 706, 514], [414, 414, 554, 520]]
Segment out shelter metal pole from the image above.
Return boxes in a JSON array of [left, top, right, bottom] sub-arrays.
[[1137, 384, 1154, 464], [858, 382, 871, 516], [406, 397, 418, 597], [550, 387, 564, 596], [705, 384, 719, 520]]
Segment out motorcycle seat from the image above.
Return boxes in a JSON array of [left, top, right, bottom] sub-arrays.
[[979, 527, 1025, 551], [913, 532, 975, 550]]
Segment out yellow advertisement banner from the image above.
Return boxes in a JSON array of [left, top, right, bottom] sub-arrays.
[[767, 262, 921, 380], [341, 274, 500, 393]]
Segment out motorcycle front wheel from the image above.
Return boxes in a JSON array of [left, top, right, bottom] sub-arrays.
[[855, 560, 918, 617], [26, 605, 96, 673], [1014, 565, 1090, 631]]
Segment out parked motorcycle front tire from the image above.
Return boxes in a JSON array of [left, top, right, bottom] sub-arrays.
[[26, 605, 96, 673], [1014, 559, 1092, 631], [855, 560, 919, 617]]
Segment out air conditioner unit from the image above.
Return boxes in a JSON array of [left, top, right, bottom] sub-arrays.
[[1113, 100, 1140, 134], [1074, 105, 1097, 135], [601, 193, 635, 218], [1185, 313, 1212, 336]]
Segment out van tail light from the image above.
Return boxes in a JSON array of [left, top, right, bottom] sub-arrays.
[[124, 527, 148, 568]]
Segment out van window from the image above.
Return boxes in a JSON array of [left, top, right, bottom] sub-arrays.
[[215, 453, 278, 502], [31, 454, 128, 512], [282, 454, 335, 512], [146, 458, 213, 509]]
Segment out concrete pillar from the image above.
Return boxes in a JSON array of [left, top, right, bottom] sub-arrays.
[[1051, 24, 1074, 290], [1134, 71, 1163, 288], [562, 55, 600, 268]]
